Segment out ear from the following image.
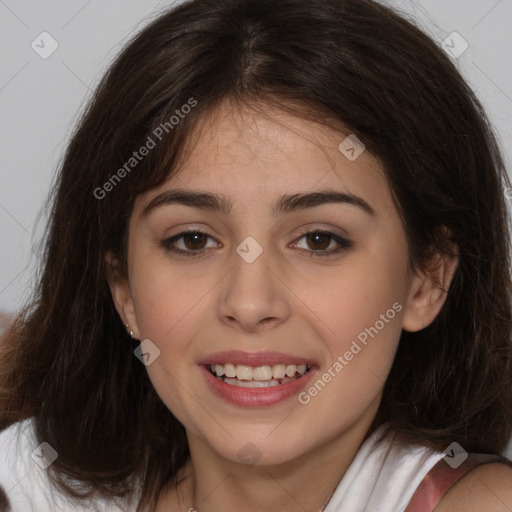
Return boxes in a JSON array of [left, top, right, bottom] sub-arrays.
[[402, 240, 459, 333], [105, 251, 140, 339]]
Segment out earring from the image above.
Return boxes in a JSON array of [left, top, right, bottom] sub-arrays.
[[125, 323, 135, 338]]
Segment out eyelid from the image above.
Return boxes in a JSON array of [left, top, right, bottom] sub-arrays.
[[293, 224, 350, 239]]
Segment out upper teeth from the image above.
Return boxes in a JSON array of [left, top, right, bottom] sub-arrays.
[[210, 363, 310, 381]]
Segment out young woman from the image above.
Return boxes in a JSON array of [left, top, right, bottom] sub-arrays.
[[1, 0, 512, 510]]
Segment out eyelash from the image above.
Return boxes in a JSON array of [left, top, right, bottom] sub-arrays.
[[160, 228, 353, 259]]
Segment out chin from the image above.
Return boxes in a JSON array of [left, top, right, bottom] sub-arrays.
[[205, 431, 312, 467]]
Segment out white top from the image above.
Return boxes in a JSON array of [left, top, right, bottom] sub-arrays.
[[0, 419, 135, 511], [324, 425, 445, 511], [0, 418, 444, 511]]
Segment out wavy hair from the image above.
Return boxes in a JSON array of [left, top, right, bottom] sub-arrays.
[[1, 0, 511, 510]]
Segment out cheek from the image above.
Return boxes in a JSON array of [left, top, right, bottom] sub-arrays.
[[295, 254, 406, 346], [291, 244, 407, 397], [297, 275, 403, 426], [129, 266, 211, 427], [129, 251, 218, 341], [309, 283, 403, 388]]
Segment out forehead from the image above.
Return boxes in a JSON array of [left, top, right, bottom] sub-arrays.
[[134, 101, 393, 218]]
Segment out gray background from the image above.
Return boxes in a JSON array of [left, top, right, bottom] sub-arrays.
[[1, 0, 511, 457]]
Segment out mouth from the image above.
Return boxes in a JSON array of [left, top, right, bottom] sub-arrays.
[[206, 363, 313, 388], [199, 351, 318, 406]]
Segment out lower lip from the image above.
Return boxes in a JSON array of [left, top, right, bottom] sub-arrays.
[[200, 366, 317, 407]]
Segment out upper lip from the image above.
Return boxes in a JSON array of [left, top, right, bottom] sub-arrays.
[[198, 351, 317, 367]]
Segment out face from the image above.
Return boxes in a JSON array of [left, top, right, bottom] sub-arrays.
[[108, 101, 449, 467]]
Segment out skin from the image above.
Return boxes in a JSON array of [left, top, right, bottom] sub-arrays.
[[107, 101, 459, 511], [434, 463, 512, 511]]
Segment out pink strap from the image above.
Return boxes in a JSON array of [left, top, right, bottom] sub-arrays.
[[404, 453, 512, 512]]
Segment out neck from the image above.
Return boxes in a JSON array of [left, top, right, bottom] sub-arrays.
[[160, 408, 380, 512]]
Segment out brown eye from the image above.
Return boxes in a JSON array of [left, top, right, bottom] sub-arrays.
[[305, 232, 332, 251], [182, 232, 208, 250]]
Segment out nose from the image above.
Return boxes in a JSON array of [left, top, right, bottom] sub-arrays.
[[216, 239, 291, 333]]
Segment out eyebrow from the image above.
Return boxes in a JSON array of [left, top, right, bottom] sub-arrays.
[[141, 188, 376, 217]]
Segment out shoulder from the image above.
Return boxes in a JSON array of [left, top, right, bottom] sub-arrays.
[[434, 462, 512, 512], [0, 419, 139, 511], [0, 418, 33, 480], [0, 418, 53, 510]]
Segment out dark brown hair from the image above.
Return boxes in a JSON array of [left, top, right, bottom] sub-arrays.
[[1, 0, 511, 510]]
